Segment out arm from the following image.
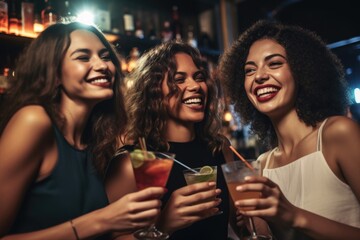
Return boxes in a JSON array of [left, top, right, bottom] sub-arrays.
[[0, 107, 167, 239], [0, 106, 54, 237], [236, 117, 360, 239], [2, 187, 166, 240]]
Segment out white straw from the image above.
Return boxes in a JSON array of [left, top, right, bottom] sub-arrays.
[[159, 152, 197, 173]]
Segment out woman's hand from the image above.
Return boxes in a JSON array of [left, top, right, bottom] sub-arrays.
[[234, 176, 298, 228], [102, 187, 167, 234], [157, 182, 222, 234]]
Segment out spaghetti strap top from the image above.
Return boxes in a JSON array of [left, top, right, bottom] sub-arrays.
[[263, 118, 360, 230]]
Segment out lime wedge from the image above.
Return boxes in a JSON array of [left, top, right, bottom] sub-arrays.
[[130, 151, 145, 168], [200, 165, 213, 174], [144, 152, 156, 160]]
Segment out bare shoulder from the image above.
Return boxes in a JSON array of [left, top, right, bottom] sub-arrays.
[[322, 116, 360, 143], [2, 105, 53, 144], [7, 105, 52, 131], [322, 116, 360, 180]]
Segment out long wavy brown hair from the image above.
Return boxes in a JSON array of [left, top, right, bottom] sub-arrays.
[[124, 41, 225, 154], [0, 22, 127, 178]]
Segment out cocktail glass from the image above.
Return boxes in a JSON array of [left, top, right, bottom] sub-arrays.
[[221, 160, 271, 240], [129, 150, 174, 240], [183, 165, 223, 215], [183, 166, 217, 185]]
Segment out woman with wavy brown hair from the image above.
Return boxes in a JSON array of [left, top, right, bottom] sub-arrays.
[[0, 22, 166, 239], [123, 41, 238, 239]]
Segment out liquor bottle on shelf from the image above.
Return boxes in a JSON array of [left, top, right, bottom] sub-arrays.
[[187, 25, 197, 48], [61, 0, 76, 23], [123, 8, 134, 36], [8, 0, 19, 35], [126, 47, 140, 73], [21, 0, 34, 36], [33, 13, 43, 34], [148, 22, 156, 40], [135, 19, 144, 39], [171, 5, 182, 41], [161, 20, 172, 42], [0, 0, 8, 33], [41, 0, 57, 29], [0, 67, 9, 95]]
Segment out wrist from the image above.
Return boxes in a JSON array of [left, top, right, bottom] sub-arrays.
[[292, 208, 308, 231], [70, 220, 80, 240], [70, 209, 109, 239]]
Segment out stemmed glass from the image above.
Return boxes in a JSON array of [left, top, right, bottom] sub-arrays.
[[221, 160, 272, 240], [129, 149, 174, 240]]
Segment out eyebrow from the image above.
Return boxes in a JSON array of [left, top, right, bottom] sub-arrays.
[[70, 48, 109, 57], [245, 53, 287, 66], [175, 68, 203, 74], [70, 48, 90, 57]]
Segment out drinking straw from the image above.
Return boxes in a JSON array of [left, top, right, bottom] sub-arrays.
[[137, 138, 197, 173], [139, 137, 147, 151], [229, 146, 255, 171], [139, 137, 149, 158], [159, 152, 197, 173]]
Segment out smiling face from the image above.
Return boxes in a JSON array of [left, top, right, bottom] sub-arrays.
[[244, 38, 296, 118], [60, 29, 115, 105], [162, 53, 208, 128]]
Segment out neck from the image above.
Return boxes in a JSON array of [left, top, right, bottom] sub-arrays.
[[165, 120, 195, 142], [59, 96, 93, 149], [271, 110, 314, 153]]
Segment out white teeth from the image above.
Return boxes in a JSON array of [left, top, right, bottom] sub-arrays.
[[91, 78, 108, 83], [256, 87, 278, 96], [184, 98, 202, 104]]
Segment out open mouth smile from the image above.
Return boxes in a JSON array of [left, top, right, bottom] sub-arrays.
[[253, 85, 280, 102]]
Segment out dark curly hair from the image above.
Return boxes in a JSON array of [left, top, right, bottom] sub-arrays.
[[0, 22, 127, 178], [218, 20, 350, 148], [125, 41, 225, 154]]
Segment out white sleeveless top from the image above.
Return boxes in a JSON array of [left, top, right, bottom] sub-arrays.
[[263, 119, 360, 229]]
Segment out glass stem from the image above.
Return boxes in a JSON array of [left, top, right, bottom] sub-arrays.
[[249, 217, 258, 239]]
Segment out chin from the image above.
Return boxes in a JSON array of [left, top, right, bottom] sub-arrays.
[[100, 91, 114, 99], [188, 116, 205, 123]]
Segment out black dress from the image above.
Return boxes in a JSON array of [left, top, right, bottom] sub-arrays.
[[163, 138, 230, 240]]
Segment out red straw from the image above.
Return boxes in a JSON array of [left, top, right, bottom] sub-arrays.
[[229, 146, 255, 171]]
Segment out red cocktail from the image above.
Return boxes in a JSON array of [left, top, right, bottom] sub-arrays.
[[129, 150, 174, 240], [131, 151, 174, 190]]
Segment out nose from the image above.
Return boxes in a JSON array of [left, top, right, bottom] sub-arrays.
[[187, 78, 201, 91], [254, 68, 269, 83], [93, 57, 108, 72]]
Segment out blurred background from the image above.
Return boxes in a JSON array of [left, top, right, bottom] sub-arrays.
[[0, 0, 359, 157]]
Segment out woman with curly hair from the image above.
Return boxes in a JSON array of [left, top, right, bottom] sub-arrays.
[[219, 20, 360, 239], [0, 22, 167, 239], [123, 40, 238, 239]]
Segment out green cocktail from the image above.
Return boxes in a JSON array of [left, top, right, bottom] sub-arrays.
[[183, 166, 217, 185]]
